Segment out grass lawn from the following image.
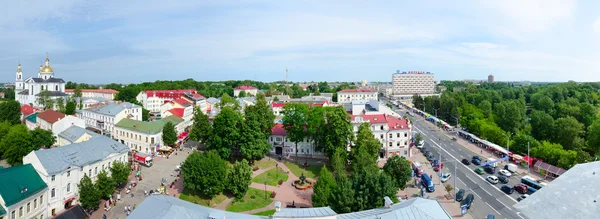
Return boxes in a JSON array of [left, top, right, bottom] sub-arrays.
[[284, 161, 323, 179], [252, 168, 288, 186], [226, 188, 273, 212], [254, 159, 276, 169], [253, 209, 276, 216], [179, 188, 227, 207]]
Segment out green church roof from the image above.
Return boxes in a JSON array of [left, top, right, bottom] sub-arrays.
[[0, 164, 48, 207]]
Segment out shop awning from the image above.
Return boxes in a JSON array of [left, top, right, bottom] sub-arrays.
[[534, 161, 566, 176], [178, 131, 189, 140]]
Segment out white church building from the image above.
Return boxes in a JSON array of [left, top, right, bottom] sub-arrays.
[[15, 54, 68, 108]]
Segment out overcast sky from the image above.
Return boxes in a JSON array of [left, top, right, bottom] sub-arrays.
[[2, 0, 600, 84]]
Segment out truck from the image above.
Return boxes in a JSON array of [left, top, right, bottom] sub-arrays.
[[505, 163, 517, 173], [412, 161, 424, 176], [421, 174, 435, 192], [134, 153, 153, 167]]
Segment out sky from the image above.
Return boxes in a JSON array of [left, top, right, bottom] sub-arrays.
[[2, 0, 600, 84]]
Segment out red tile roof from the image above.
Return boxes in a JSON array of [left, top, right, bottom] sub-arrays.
[[271, 102, 286, 108], [144, 90, 196, 98], [21, 105, 37, 115], [351, 114, 410, 130], [37, 110, 66, 124], [234, 85, 257, 90], [173, 98, 192, 106], [352, 114, 387, 124], [65, 89, 118, 94], [339, 88, 376, 93], [168, 108, 185, 118], [192, 93, 205, 99], [271, 124, 287, 136]]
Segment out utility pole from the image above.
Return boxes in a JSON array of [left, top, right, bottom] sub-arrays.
[[527, 142, 530, 175]]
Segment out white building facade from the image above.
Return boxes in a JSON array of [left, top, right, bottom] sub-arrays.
[[79, 101, 142, 136], [36, 111, 85, 138], [14, 55, 68, 108], [114, 116, 183, 154], [23, 136, 129, 217], [350, 114, 412, 159], [233, 85, 258, 97], [392, 71, 435, 95], [0, 164, 48, 219], [135, 90, 197, 113], [65, 89, 118, 100], [337, 89, 378, 103]]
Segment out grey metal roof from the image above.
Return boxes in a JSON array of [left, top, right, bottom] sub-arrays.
[[513, 161, 600, 219], [30, 77, 65, 83], [337, 198, 451, 219], [35, 91, 68, 97], [32, 135, 128, 174], [57, 126, 99, 144], [17, 89, 29, 95], [82, 101, 141, 116], [128, 195, 268, 219], [273, 207, 337, 218], [206, 97, 220, 104], [82, 97, 109, 102]]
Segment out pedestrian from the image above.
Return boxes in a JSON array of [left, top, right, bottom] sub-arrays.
[[124, 206, 127, 213], [128, 205, 131, 211]]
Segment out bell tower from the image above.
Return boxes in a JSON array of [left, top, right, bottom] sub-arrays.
[[15, 61, 24, 92]]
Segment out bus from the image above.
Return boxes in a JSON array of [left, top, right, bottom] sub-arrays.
[[521, 176, 543, 190]]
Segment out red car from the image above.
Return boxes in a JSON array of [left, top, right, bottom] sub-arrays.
[[433, 164, 440, 172], [514, 184, 528, 194]]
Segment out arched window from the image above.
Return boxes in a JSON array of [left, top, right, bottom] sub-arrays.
[[51, 188, 55, 198], [67, 183, 71, 192], [55, 85, 58, 91]]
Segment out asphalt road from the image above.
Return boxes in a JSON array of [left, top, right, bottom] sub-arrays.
[[386, 100, 527, 219]]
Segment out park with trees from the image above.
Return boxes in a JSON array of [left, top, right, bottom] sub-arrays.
[[413, 81, 600, 169]]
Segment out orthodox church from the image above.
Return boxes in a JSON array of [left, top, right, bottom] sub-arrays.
[[15, 54, 67, 108]]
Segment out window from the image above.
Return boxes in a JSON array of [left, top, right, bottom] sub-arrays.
[[389, 133, 392, 138], [55, 85, 58, 90], [11, 210, 15, 219], [51, 188, 55, 198], [51, 175, 55, 181], [67, 183, 71, 192], [397, 133, 400, 138], [380, 125, 384, 130], [389, 142, 392, 147], [34, 199, 37, 209], [95, 167, 98, 175], [88, 169, 92, 176], [27, 202, 30, 213], [380, 134, 383, 139], [301, 149, 304, 153], [102, 164, 105, 170], [40, 195, 43, 205], [404, 133, 407, 137], [270, 137, 273, 141], [146, 137, 148, 143], [19, 207, 22, 217], [40, 214, 43, 219], [67, 171, 70, 177], [151, 137, 155, 144]]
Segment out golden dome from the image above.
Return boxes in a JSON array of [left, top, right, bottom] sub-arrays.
[[41, 65, 53, 73], [17, 63, 22, 73]]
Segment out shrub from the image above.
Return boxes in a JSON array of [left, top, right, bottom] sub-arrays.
[[270, 191, 277, 198], [278, 179, 284, 185], [250, 195, 256, 199], [252, 166, 260, 171]]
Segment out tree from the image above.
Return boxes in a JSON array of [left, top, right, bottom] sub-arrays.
[[282, 103, 309, 163], [181, 151, 229, 198], [239, 118, 271, 161], [0, 100, 21, 124], [189, 107, 212, 143], [530, 110, 555, 141], [328, 176, 354, 213], [587, 119, 600, 153], [510, 134, 540, 155], [96, 170, 114, 199], [494, 100, 526, 133], [415, 133, 423, 145], [36, 90, 54, 110], [78, 174, 100, 210], [354, 123, 381, 159], [0, 125, 31, 165], [307, 107, 326, 155], [218, 93, 240, 111], [208, 107, 242, 159], [55, 97, 66, 113], [162, 121, 177, 146], [412, 95, 424, 111], [531, 94, 555, 113], [351, 145, 378, 175], [553, 116, 585, 150], [383, 155, 412, 189], [142, 108, 150, 121], [244, 93, 275, 137], [319, 106, 353, 159], [29, 128, 56, 149], [578, 102, 598, 127], [227, 159, 253, 199], [478, 100, 493, 118], [238, 90, 247, 97], [78, 98, 83, 110], [312, 167, 335, 207], [65, 100, 76, 115], [110, 161, 130, 186], [330, 147, 347, 176], [73, 86, 83, 98]]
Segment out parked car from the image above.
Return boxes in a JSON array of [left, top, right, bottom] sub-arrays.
[[427, 155, 435, 161], [475, 168, 485, 175], [462, 159, 471, 165], [486, 214, 496, 219], [486, 176, 499, 184], [433, 165, 440, 172], [441, 173, 451, 183], [514, 184, 528, 194], [500, 185, 514, 194], [432, 159, 439, 166], [472, 158, 481, 166], [498, 175, 509, 184], [499, 169, 512, 177], [484, 165, 496, 174], [455, 189, 465, 202], [472, 156, 481, 161], [461, 193, 475, 209]]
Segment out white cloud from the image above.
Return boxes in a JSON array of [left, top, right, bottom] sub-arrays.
[[481, 0, 576, 33], [594, 17, 600, 33]]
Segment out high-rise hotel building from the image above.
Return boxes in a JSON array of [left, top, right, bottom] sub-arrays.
[[392, 71, 435, 95]]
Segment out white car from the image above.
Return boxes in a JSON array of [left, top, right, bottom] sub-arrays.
[[486, 176, 499, 184], [499, 169, 512, 177], [441, 173, 451, 183]]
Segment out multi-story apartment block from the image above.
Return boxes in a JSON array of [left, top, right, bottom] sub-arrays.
[[36, 110, 85, 138], [135, 90, 197, 113], [0, 164, 48, 219], [350, 114, 411, 159], [234, 85, 258, 97], [392, 71, 435, 95], [114, 116, 184, 154], [79, 101, 142, 136], [182, 93, 207, 113], [23, 136, 129, 217], [337, 89, 378, 103], [64, 88, 118, 100]]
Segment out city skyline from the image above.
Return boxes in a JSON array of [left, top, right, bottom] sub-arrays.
[[2, 0, 600, 84]]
